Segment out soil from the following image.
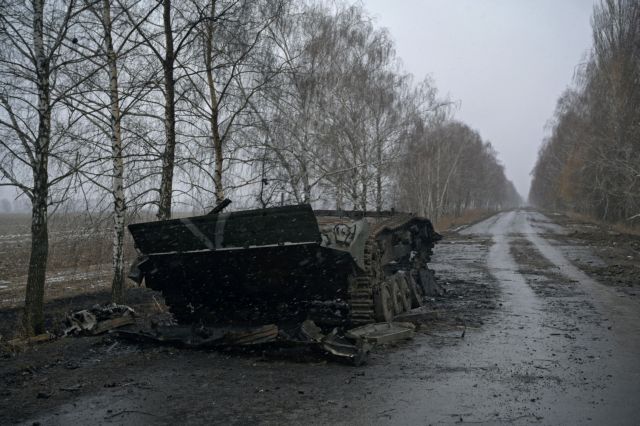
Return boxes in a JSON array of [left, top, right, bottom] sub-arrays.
[[1, 209, 639, 425], [535, 212, 640, 296]]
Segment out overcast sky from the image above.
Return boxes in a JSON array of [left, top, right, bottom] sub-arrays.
[[357, 0, 595, 199]]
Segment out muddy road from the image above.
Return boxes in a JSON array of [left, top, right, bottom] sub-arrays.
[[2, 209, 639, 425]]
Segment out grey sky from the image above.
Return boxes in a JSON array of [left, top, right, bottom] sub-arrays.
[[358, 0, 595, 199]]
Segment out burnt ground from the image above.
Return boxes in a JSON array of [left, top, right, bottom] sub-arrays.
[[1, 209, 639, 425]]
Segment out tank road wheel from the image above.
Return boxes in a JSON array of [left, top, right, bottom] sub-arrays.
[[387, 278, 403, 316], [407, 272, 424, 308], [374, 282, 394, 322], [395, 274, 412, 313]]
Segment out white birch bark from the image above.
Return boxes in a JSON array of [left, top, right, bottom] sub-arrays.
[[102, 0, 126, 303]]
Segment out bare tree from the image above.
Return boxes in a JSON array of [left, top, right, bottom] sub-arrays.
[[253, 3, 408, 211], [122, 0, 202, 220], [530, 0, 639, 223], [98, 0, 126, 303], [397, 118, 520, 220], [184, 0, 286, 204], [56, 0, 160, 303], [0, 0, 94, 335]]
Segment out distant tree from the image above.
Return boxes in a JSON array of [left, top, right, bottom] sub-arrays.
[[530, 0, 639, 222], [397, 119, 520, 219]]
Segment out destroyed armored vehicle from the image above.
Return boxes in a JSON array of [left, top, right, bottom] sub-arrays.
[[128, 204, 441, 326]]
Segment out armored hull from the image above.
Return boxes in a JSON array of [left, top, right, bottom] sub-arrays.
[[128, 205, 440, 325]]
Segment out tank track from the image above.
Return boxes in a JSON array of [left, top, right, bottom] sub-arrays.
[[348, 236, 380, 325]]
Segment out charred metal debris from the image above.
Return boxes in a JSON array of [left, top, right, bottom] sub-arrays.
[[127, 203, 442, 326], [104, 202, 442, 364], [113, 320, 416, 366]]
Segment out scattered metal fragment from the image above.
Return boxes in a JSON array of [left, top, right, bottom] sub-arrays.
[[66, 310, 97, 333], [320, 329, 371, 366], [208, 198, 232, 215], [346, 322, 416, 345], [64, 303, 135, 336], [90, 316, 135, 335], [299, 319, 324, 342], [113, 320, 370, 365], [221, 324, 279, 345], [113, 324, 276, 349]]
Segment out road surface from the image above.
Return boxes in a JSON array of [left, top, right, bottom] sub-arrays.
[[6, 209, 640, 425]]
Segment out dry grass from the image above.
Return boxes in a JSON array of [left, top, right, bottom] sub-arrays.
[[564, 211, 640, 236], [0, 213, 138, 310], [433, 209, 498, 232]]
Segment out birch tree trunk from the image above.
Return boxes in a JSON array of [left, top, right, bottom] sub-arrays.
[[103, 0, 126, 303], [302, 162, 311, 204], [375, 136, 383, 212], [157, 0, 176, 220], [360, 170, 368, 212], [336, 182, 344, 211], [204, 0, 225, 204], [23, 0, 50, 336]]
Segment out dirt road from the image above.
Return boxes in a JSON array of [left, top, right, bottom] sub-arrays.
[[3, 209, 639, 425]]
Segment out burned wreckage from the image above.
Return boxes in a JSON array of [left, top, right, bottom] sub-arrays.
[[128, 203, 441, 327]]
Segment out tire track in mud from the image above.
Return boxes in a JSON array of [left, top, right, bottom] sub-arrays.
[[482, 211, 541, 316], [517, 211, 640, 425], [458, 210, 638, 425], [520, 211, 640, 338]]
